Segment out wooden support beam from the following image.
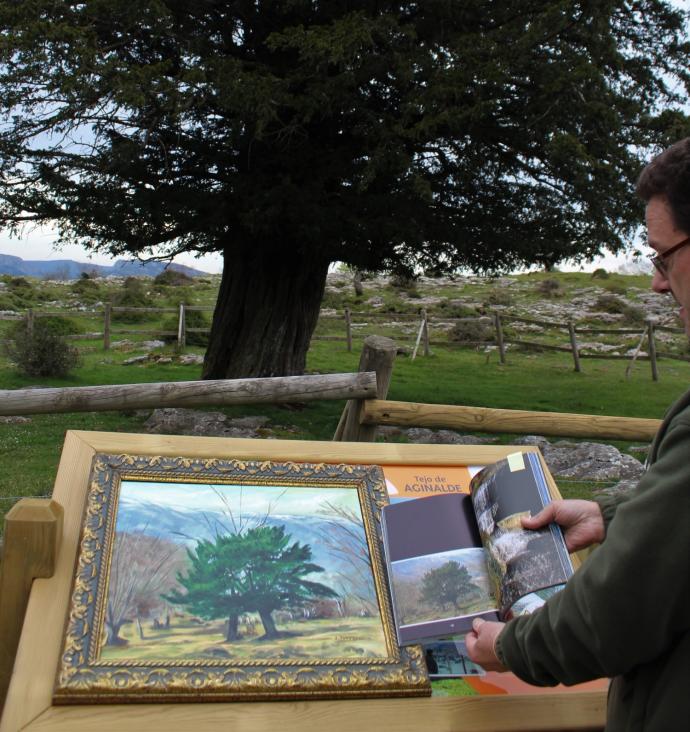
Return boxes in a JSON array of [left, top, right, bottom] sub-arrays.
[[361, 399, 661, 442], [0, 499, 63, 710], [0, 372, 378, 416], [336, 336, 397, 442]]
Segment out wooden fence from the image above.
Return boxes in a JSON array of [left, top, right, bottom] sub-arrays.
[[1, 303, 688, 380]]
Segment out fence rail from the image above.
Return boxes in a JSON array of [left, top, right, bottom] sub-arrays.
[[1, 303, 687, 379]]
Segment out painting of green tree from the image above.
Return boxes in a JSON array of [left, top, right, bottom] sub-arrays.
[[98, 479, 389, 662], [165, 525, 338, 642]]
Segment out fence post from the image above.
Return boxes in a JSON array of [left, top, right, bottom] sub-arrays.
[[568, 320, 581, 372], [25, 308, 34, 339], [422, 309, 430, 356], [345, 307, 352, 352], [0, 498, 63, 709], [647, 319, 659, 381], [493, 311, 506, 364], [334, 335, 397, 442], [178, 302, 186, 350], [103, 302, 111, 351]]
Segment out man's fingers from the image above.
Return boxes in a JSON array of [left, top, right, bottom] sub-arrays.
[[521, 503, 556, 528]]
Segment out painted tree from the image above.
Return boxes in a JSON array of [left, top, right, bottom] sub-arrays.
[[420, 561, 479, 613], [166, 525, 337, 640], [105, 531, 185, 646], [1, 2, 688, 377]]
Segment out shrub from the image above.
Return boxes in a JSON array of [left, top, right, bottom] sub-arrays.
[[483, 289, 513, 307], [595, 294, 627, 314], [154, 268, 194, 287], [34, 315, 83, 336], [161, 308, 210, 347], [71, 277, 102, 303], [536, 278, 562, 298], [591, 268, 609, 279], [435, 302, 479, 318], [621, 304, 646, 326], [449, 317, 494, 343], [389, 272, 419, 297], [4, 319, 81, 377], [112, 277, 154, 322]]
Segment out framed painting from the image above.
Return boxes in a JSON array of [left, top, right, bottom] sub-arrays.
[[54, 453, 429, 702]]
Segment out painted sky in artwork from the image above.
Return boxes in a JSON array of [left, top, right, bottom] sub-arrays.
[[119, 480, 362, 516]]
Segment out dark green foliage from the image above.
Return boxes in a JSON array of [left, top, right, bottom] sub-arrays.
[[4, 319, 81, 377], [166, 525, 337, 640], [0, 1, 687, 377], [112, 278, 154, 323], [33, 315, 83, 336], [161, 308, 209, 347], [420, 561, 479, 612], [450, 317, 494, 343], [591, 268, 610, 280], [595, 294, 628, 314], [593, 293, 646, 325], [71, 277, 102, 303], [154, 269, 194, 287]]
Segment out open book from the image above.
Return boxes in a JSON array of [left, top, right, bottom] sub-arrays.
[[381, 451, 573, 646]]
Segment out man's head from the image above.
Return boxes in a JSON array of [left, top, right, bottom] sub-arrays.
[[636, 138, 690, 337]]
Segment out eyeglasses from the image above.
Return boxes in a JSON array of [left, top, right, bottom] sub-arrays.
[[648, 236, 690, 276]]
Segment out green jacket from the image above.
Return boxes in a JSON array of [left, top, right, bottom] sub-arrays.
[[497, 388, 690, 732]]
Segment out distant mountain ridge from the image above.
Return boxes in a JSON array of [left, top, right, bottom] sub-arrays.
[[0, 253, 207, 279]]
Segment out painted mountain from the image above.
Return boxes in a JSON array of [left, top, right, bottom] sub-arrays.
[[114, 496, 376, 594], [0, 253, 207, 279]]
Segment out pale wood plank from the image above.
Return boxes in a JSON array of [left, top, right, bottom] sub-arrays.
[[0, 433, 95, 732], [0, 499, 63, 708], [69, 430, 538, 465], [0, 372, 377, 416], [361, 400, 661, 441], [25, 692, 606, 732]]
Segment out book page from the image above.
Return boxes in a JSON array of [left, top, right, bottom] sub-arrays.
[[381, 493, 500, 645], [470, 452, 573, 617]]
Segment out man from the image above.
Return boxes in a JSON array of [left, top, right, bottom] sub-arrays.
[[466, 138, 690, 732]]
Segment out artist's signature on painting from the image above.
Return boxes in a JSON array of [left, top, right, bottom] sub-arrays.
[[335, 635, 360, 641]]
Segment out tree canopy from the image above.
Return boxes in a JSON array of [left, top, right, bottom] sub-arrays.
[[166, 525, 336, 640], [421, 560, 479, 612], [1, 1, 688, 376]]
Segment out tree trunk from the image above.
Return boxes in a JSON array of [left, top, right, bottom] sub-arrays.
[[257, 608, 278, 639], [225, 613, 240, 642], [203, 244, 330, 379], [106, 621, 128, 646]]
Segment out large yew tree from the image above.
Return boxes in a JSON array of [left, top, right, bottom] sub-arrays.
[[1, 1, 688, 377]]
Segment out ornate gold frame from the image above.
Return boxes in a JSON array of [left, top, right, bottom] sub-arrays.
[[54, 453, 430, 703]]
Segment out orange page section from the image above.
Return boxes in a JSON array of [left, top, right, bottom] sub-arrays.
[[382, 465, 473, 499]]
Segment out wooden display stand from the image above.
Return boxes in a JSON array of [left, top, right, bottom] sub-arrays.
[[0, 431, 606, 732]]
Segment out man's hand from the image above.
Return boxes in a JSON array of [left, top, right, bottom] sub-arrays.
[[465, 618, 508, 672], [521, 499, 605, 552]]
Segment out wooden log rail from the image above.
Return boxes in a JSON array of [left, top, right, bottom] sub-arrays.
[[0, 372, 377, 417], [361, 399, 661, 441]]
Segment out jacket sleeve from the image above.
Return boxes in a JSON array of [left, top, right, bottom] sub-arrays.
[[496, 409, 690, 687]]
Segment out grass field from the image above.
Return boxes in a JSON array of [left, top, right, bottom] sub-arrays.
[[101, 614, 387, 662], [1, 270, 688, 528]]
